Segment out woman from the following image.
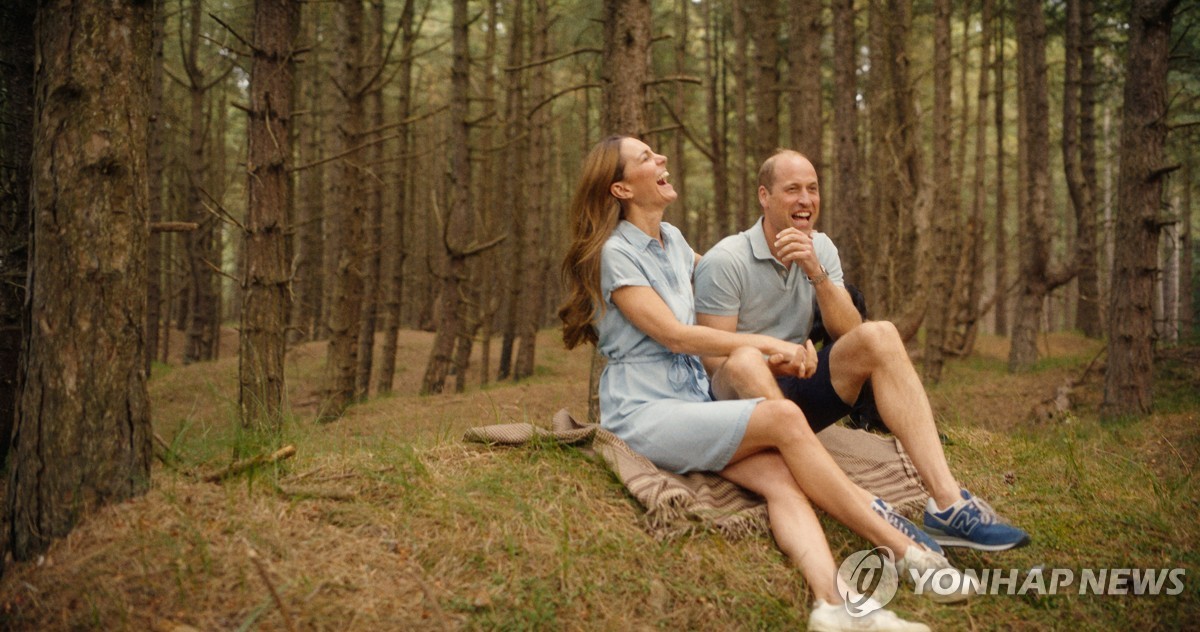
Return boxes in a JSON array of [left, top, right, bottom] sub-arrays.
[[559, 137, 963, 632]]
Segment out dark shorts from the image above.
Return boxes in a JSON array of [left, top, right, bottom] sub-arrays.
[[777, 343, 855, 433]]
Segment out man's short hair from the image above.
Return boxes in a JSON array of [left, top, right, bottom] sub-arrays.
[[758, 148, 810, 192]]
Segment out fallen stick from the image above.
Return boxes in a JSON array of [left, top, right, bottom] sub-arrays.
[[203, 445, 297, 483]]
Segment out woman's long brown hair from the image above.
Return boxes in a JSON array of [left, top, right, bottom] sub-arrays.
[[557, 135, 627, 349]]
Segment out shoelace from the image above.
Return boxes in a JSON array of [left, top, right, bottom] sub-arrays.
[[964, 495, 999, 525]]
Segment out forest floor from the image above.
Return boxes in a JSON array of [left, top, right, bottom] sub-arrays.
[[0, 328, 1197, 631]]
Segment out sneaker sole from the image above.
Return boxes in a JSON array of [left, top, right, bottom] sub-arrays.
[[925, 531, 1031, 551]]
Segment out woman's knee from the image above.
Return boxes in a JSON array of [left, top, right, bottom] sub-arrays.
[[754, 400, 816, 446]]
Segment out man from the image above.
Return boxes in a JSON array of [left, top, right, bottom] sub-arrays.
[[694, 149, 1029, 552]]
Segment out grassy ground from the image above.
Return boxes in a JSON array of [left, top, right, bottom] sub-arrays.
[[0, 329, 1196, 631]]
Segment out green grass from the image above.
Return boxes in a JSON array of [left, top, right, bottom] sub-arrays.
[[0, 331, 1196, 630]]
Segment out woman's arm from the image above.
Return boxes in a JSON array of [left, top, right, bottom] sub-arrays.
[[611, 285, 815, 377]]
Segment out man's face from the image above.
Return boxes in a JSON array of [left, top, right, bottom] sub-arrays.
[[759, 154, 820, 237]]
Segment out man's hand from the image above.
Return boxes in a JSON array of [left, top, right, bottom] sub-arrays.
[[773, 227, 823, 279], [767, 339, 818, 379]]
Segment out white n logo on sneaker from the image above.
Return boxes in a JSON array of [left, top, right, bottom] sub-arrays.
[[950, 510, 980, 534]]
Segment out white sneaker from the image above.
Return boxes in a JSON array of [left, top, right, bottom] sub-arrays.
[[808, 600, 931, 632], [896, 545, 980, 604]]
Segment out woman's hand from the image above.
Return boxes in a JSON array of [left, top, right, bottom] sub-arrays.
[[766, 339, 818, 379]]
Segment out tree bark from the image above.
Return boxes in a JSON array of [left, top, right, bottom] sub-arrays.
[[993, 3, 1009, 336], [6, 0, 153, 567], [1103, 0, 1181, 417], [421, 0, 474, 394], [497, 0, 526, 382], [924, 0, 955, 383], [182, 0, 219, 363], [145, 0, 166, 375], [239, 0, 298, 431], [1010, 0, 1074, 372], [601, 0, 651, 135], [375, 0, 416, 395], [832, 0, 863, 285], [0, 0, 35, 466], [1064, 0, 1102, 338], [289, 0, 325, 344], [319, 0, 367, 418], [355, 0, 386, 399], [514, 0, 553, 382], [789, 0, 823, 179], [749, 0, 780, 162]]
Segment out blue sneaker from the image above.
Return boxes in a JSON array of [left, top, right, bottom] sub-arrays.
[[923, 489, 1031, 551], [871, 498, 944, 556]]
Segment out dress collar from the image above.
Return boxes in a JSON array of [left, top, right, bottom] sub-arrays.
[[616, 219, 665, 250]]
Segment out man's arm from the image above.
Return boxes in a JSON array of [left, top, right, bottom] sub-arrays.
[[812, 280, 862, 340]]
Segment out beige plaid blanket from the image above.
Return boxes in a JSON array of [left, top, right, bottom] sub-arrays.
[[464, 408, 927, 539]]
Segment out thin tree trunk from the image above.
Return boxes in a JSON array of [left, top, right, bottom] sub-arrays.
[[1076, 0, 1102, 337], [1010, 0, 1075, 372], [1064, 0, 1102, 338], [355, 0, 386, 399], [515, 0, 553, 382], [789, 0, 823, 179], [993, 2, 1009, 335], [145, 0, 166, 375], [183, 0, 218, 364], [704, 0, 728, 246], [6, 0, 153, 567], [375, 0, 416, 396], [239, 0, 298, 432], [421, 0, 474, 394], [924, 0, 954, 383], [1103, 0, 1181, 417], [832, 0, 863, 285], [290, 0, 325, 344], [0, 0, 35, 465], [497, 0, 525, 382], [319, 0, 366, 418], [749, 0, 780, 163]]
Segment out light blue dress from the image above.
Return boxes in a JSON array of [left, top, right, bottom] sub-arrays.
[[597, 220, 760, 474]]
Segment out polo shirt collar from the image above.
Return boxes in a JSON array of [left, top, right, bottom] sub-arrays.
[[748, 217, 777, 262]]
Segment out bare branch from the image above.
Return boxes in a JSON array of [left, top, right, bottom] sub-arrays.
[[528, 83, 600, 117], [505, 47, 601, 72]]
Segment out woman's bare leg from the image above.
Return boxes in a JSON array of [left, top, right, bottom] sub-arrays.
[[720, 451, 840, 604]]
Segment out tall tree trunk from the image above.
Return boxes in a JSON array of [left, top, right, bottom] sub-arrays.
[[1103, 0, 1181, 417], [749, 0, 780, 162], [515, 0, 552, 382], [183, 0, 218, 363], [1064, 0, 1102, 338], [319, 0, 366, 418], [673, 0, 691, 242], [1010, 0, 1074, 372], [377, 0, 417, 395], [993, 2, 1009, 335], [290, 0, 325, 344], [1078, 0, 1103, 337], [601, 0, 651, 135], [866, 0, 929, 339], [421, 0, 474, 394], [5, 0, 153, 568], [355, 0, 386, 399], [145, 0, 166, 375], [832, 0, 863, 285], [497, 0, 526, 382], [732, 0, 751, 229], [0, 0, 35, 465], [789, 0, 823, 182], [704, 0, 728, 246], [948, 0, 994, 357], [924, 0, 955, 383], [239, 0, 298, 432]]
